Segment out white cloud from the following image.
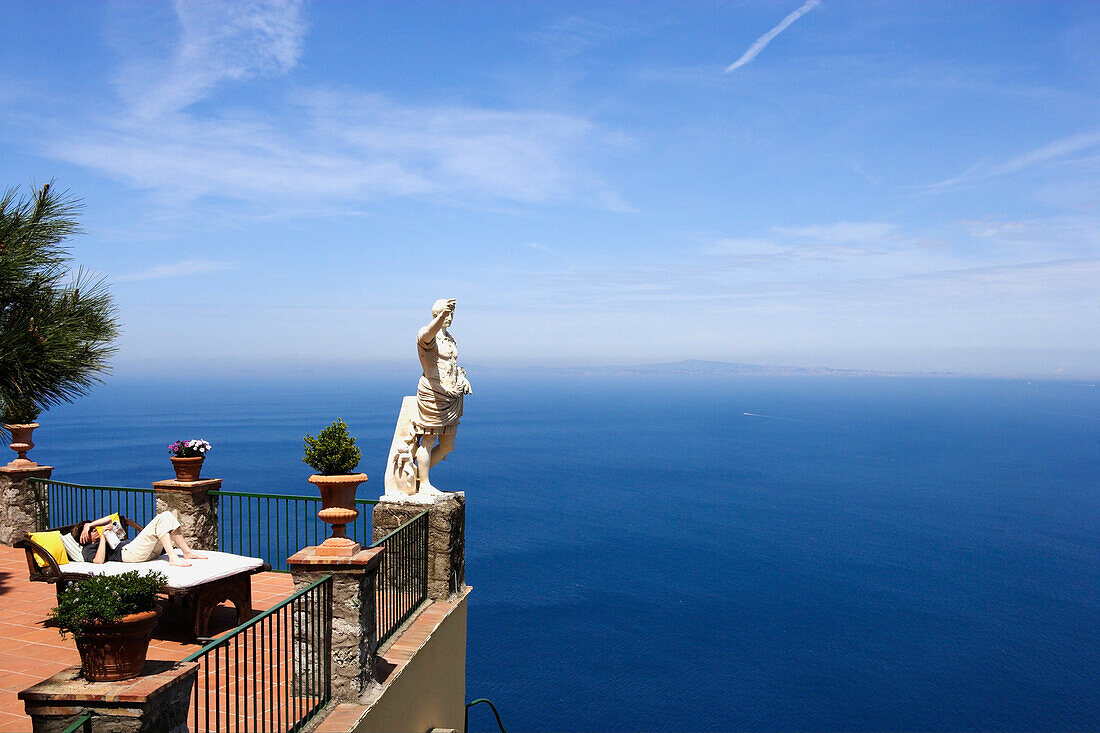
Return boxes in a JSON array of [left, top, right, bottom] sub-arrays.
[[523, 15, 633, 58], [115, 259, 233, 282], [725, 0, 821, 73], [774, 222, 896, 244], [33, 0, 620, 212], [925, 130, 1100, 191], [117, 0, 305, 120]]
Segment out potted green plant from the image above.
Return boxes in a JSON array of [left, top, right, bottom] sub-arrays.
[[49, 570, 167, 681], [168, 439, 212, 481], [2, 396, 41, 468], [303, 419, 367, 555]]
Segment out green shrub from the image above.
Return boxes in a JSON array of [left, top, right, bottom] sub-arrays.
[[303, 418, 361, 475], [49, 570, 166, 639]]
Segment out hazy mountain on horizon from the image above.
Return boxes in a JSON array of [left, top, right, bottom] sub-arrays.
[[512, 359, 958, 378]]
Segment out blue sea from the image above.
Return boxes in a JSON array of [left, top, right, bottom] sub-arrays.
[[34, 374, 1100, 731]]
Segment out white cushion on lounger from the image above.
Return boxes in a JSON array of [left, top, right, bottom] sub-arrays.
[[59, 550, 264, 589]]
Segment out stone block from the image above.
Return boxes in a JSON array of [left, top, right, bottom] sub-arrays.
[[20, 661, 196, 733], [152, 479, 220, 550], [289, 546, 384, 702], [0, 465, 52, 545], [373, 493, 465, 601]]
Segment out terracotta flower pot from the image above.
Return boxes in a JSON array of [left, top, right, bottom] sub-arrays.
[[307, 473, 368, 553], [170, 456, 204, 482], [5, 422, 39, 468], [75, 608, 161, 681]]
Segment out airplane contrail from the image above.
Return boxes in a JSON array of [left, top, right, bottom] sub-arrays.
[[725, 0, 821, 73]]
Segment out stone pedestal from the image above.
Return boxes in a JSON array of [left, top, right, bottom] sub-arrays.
[[373, 493, 465, 601], [152, 478, 220, 551], [20, 661, 197, 733], [0, 465, 52, 545], [288, 546, 385, 702]]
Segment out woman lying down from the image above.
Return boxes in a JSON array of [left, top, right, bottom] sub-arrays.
[[72, 512, 207, 567]]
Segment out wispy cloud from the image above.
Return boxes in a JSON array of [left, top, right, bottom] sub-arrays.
[[924, 131, 1100, 191], [775, 222, 896, 243], [31, 0, 622, 213], [725, 0, 821, 73], [117, 0, 305, 120], [115, 259, 233, 282], [523, 14, 635, 58]]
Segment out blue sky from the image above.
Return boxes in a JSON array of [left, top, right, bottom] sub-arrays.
[[2, 1, 1097, 377]]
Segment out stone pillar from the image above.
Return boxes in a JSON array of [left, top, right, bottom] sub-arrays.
[[152, 478, 220, 551], [19, 661, 197, 733], [373, 492, 465, 601], [288, 545, 385, 702], [0, 465, 52, 545]]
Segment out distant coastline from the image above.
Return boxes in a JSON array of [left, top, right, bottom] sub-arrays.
[[502, 359, 1096, 381], [517, 359, 967, 378]]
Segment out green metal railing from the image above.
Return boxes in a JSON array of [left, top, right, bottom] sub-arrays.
[[466, 698, 508, 733], [210, 490, 378, 573], [59, 714, 92, 733], [183, 574, 333, 733], [29, 478, 158, 530], [29, 478, 433, 666], [27, 479, 382, 572], [374, 510, 429, 647]]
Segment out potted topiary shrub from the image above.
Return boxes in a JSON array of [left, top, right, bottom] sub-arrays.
[[49, 570, 167, 681], [2, 396, 41, 468], [303, 418, 367, 556]]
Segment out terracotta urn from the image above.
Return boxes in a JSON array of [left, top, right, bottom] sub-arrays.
[[307, 473, 368, 556], [170, 456, 204, 482], [75, 608, 161, 681], [5, 423, 39, 468]]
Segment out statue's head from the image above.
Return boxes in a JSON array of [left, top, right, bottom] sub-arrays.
[[432, 298, 454, 326]]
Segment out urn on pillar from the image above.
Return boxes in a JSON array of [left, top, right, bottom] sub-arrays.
[[303, 419, 367, 557], [5, 423, 40, 468], [4, 396, 42, 468]]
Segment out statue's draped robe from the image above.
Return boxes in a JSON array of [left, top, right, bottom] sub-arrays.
[[415, 332, 464, 431]]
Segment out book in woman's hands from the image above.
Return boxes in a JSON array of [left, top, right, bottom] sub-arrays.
[[103, 521, 123, 549], [96, 516, 125, 549]]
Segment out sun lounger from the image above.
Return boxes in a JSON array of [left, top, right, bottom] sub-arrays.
[[16, 517, 271, 639]]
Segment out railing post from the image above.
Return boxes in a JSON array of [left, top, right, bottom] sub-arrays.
[[152, 478, 220, 551], [0, 466, 52, 543], [374, 493, 465, 601], [288, 545, 384, 702]]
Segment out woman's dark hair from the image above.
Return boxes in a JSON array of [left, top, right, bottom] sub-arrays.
[[71, 520, 88, 543]]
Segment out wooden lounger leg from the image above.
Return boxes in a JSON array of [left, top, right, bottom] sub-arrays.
[[190, 574, 255, 639]]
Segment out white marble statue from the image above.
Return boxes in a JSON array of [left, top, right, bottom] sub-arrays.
[[384, 299, 471, 498]]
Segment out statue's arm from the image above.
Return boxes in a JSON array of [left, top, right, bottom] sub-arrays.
[[418, 304, 451, 348]]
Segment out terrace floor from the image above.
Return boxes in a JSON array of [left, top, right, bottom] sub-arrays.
[[0, 544, 294, 732]]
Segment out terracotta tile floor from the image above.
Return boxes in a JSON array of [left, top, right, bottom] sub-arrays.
[[0, 544, 293, 732]]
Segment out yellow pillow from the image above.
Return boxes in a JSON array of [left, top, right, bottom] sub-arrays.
[[96, 513, 121, 537], [28, 531, 69, 567]]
